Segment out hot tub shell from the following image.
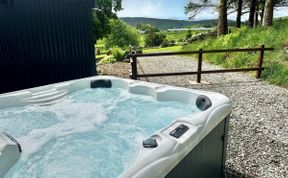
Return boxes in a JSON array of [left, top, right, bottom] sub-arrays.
[[0, 76, 232, 178]]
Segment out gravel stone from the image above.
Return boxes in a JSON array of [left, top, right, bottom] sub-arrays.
[[97, 62, 130, 78]]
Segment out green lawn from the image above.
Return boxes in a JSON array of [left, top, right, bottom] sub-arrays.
[[143, 45, 182, 53], [165, 31, 187, 42], [96, 54, 106, 60]]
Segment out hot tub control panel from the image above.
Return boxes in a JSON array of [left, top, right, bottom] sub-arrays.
[[170, 124, 189, 138]]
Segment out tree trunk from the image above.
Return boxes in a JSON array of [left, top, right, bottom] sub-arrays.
[[253, 1, 259, 28], [263, 0, 274, 27], [260, 7, 264, 24], [253, 11, 258, 28], [218, 0, 228, 36], [248, 0, 257, 28], [236, 0, 243, 28]]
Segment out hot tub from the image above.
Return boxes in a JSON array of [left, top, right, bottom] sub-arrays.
[[0, 76, 232, 178]]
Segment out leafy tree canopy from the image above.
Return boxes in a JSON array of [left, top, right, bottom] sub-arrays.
[[136, 23, 159, 33], [92, 0, 122, 42], [103, 19, 140, 49]]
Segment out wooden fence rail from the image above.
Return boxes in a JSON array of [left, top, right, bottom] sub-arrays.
[[128, 45, 273, 83]]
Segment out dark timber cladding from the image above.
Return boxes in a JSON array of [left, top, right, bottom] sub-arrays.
[[0, 0, 96, 93]]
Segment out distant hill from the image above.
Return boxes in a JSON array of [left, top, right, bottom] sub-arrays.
[[120, 17, 236, 31]]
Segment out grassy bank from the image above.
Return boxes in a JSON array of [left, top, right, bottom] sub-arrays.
[[182, 18, 288, 87], [143, 46, 182, 53]]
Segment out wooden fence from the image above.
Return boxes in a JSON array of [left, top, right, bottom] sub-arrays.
[[128, 45, 273, 83]]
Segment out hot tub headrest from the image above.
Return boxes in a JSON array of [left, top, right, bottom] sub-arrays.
[[91, 79, 112, 88], [196, 95, 212, 111]]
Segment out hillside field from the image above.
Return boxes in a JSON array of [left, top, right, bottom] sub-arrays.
[[120, 17, 235, 31]]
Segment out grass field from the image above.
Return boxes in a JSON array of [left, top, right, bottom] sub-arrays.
[[165, 31, 187, 42], [143, 46, 182, 53]]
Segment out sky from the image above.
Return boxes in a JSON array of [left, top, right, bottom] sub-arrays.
[[117, 0, 288, 21]]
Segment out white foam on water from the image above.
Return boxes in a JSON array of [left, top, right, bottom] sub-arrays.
[[18, 102, 107, 159], [0, 88, 199, 178]]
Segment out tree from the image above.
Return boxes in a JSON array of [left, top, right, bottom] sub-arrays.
[[225, 0, 248, 28], [103, 19, 140, 49], [259, 0, 266, 24], [218, 0, 228, 35], [92, 0, 122, 42], [236, 0, 243, 28], [262, 0, 274, 26], [248, 0, 257, 28], [247, 0, 286, 28], [185, 1, 215, 19], [185, 0, 228, 36], [262, 0, 288, 26], [145, 32, 167, 47]]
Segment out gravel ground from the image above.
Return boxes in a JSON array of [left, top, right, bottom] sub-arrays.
[[97, 56, 288, 178], [97, 62, 130, 78]]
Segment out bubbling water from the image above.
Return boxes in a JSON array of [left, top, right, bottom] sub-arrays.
[[0, 88, 199, 178]]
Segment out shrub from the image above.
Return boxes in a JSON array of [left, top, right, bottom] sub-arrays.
[[185, 29, 192, 40], [111, 47, 126, 61], [178, 38, 184, 43], [136, 47, 143, 54], [160, 39, 176, 48], [170, 39, 176, 44], [100, 55, 117, 64], [145, 32, 167, 47], [160, 39, 169, 48]]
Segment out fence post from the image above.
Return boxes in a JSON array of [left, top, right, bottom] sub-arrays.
[[130, 55, 138, 80], [256, 45, 265, 79], [129, 45, 132, 55], [197, 49, 203, 83]]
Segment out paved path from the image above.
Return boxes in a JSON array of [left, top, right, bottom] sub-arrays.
[[137, 56, 288, 178]]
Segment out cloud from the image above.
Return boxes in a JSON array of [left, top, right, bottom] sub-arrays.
[[274, 7, 288, 18], [118, 0, 288, 20], [141, 0, 161, 17], [117, 0, 162, 18], [193, 8, 218, 20]]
